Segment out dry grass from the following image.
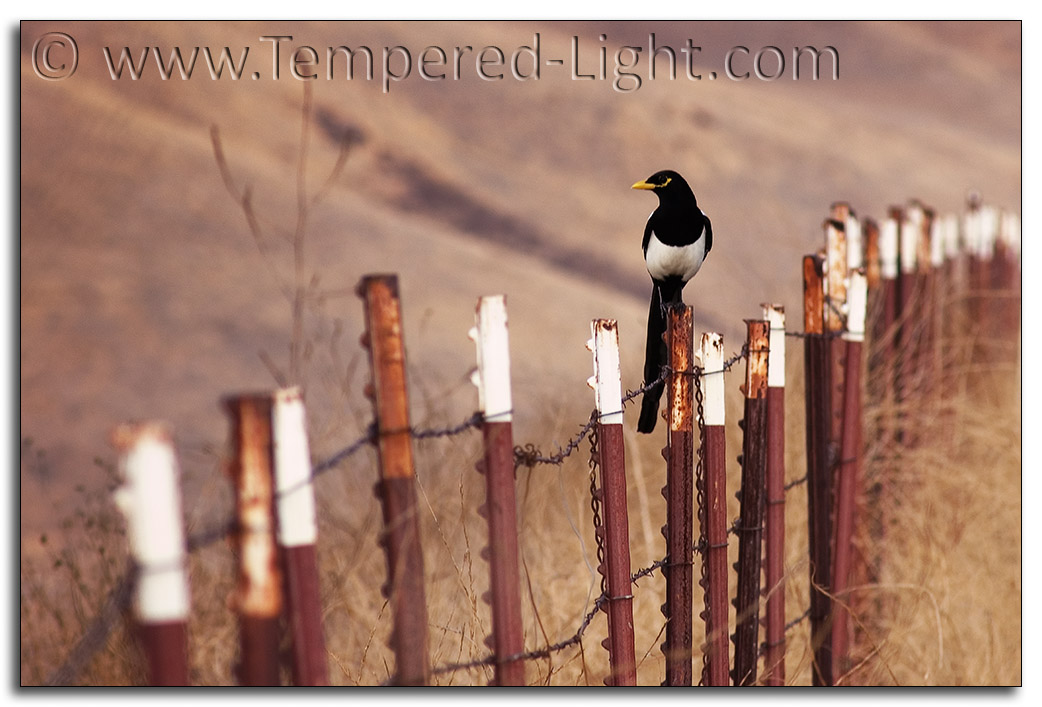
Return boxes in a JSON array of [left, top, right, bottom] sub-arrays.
[[20, 280, 1020, 685]]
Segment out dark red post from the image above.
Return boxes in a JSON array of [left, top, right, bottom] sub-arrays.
[[588, 318, 637, 686], [112, 422, 191, 686], [761, 304, 787, 686], [732, 320, 769, 686], [661, 303, 694, 686], [471, 295, 525, 686], [272, 387, 329, 686], [803, 254, 834, 686], [698, 332, 730, 686], [831, 272, 867, 681], [223, 394, 283, 686]]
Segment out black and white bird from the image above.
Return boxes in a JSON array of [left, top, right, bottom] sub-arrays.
[[632, 170, 713, 433]]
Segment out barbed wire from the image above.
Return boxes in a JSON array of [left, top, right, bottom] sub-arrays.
[[784, 330, 843, 340], [784, 475, 809, 491], [45, 340, 812, 687], [514, 346, 748, 472]]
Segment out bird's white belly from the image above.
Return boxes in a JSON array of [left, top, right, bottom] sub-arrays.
[[645, 232, 706, 282]]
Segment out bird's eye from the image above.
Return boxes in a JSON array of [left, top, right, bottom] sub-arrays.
[[660, 176, 671, 187]]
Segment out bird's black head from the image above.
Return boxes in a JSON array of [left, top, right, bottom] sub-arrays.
[[631, 170, 697, 204]]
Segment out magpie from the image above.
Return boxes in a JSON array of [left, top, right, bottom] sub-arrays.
[[632, 170, 713, 434]]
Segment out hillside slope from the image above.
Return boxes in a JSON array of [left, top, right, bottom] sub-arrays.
[[20, 20, 1019, 530]]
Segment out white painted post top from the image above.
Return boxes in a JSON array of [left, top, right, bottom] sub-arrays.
[[844, 272, 867, 343], [469, 295, 512, 422], [1001, 210, 1021, 259], [846, 215, 863, 272], [273, 387, 318, 548], [900, 211, 919, 274], [930, 215, 945, 268], [586, 319, 623, 425], [112, 422, 190, 623], [699, 332, 725, 426], [963, 208, 981, 258], [761, 303, 785, 389], [980, 205, 1000, 259], [880, 218, 899, 280]]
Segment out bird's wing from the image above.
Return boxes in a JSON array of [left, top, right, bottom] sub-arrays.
[[641, 214, 655, 255], [702, 210, 713, 255]]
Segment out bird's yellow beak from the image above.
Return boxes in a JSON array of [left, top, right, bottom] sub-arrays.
[[631, 179, 656, 190]]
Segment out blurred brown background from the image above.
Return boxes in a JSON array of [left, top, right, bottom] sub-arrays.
[[21, 20, 1019, 534]]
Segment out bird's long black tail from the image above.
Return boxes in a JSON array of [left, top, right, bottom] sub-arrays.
[[638, 285, 667, 433]]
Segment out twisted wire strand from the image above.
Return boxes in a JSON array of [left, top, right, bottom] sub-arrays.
[[47, 343, 806, 687]]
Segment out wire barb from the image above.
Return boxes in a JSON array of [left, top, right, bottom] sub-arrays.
[[49, 340, 827, 688]]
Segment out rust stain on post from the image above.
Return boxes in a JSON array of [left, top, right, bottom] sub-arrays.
[[743, 320, 769, 400], [358, 275, 414, 480], [358, 274, 430, 686], [668, 305, 694, 433], [825, 219, 848, 333], [662, 303, 694, 686], [223, 394, 282, 685], [224, 395, 282, 620], [732, 321, 769, 686], [864, 219, 881, 290], [803, 255, 825, 335], [802, 253, 834, 685]]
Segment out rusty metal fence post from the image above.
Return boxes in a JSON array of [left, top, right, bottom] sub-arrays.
[[802, 253, 833, 686], [587, 318, 637, 686], [272, 387, 328, 686], [223, 394, 283, 686], [761, 304, 787, 686], [831, 272, 867, 682], [112, 422, 191, 686], [661, 303, 694, 686], [731, 320, 769, 686], [358, 274, 430, 686], [469, 295, 525, 687], [697, 332, 729, 686], [825, 215, 849, 456]]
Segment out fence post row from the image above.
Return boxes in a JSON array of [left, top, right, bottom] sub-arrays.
[[661, 303, 695, 686], [830, 272, 867, 682], [222, 394, 283, 686], [761, 303, 787, 687], [87, 193, 1020, 689], [731, 320, 770, 687], [801, 252, 833, 686], [357, 274, 431, 686], [111, 422, 191, 686], [272, 387, 329, 686], [469, 295, 525, 687], [697, 332, 730, 687], [587, 318, 637, 687]]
